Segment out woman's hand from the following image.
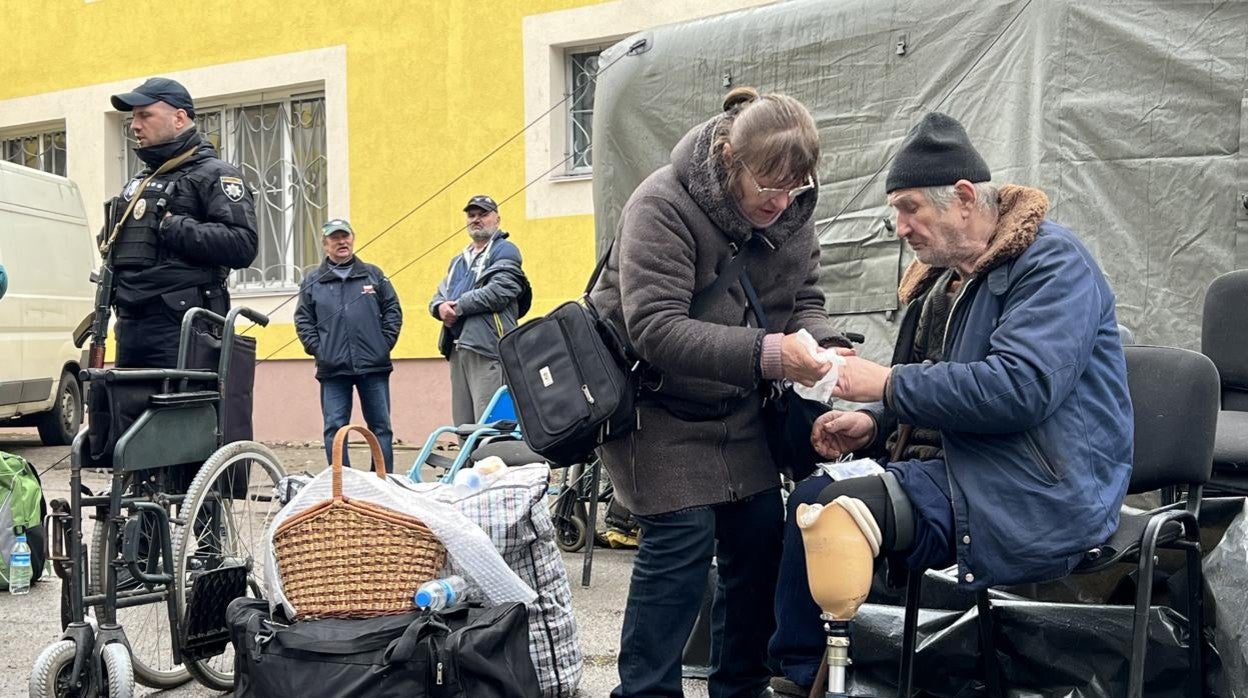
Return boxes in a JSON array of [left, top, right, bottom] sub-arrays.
[[780, 332, 832, 387], [810, 410, 875, 460]]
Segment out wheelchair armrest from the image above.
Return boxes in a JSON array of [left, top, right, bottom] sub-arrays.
[[81, 368, 219, 384], [454, 420, 518, 438], [149, 391, 220, 407]]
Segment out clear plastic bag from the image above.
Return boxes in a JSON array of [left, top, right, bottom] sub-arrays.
[[264, 467, 536, 619], [818, 456, 885, 481]]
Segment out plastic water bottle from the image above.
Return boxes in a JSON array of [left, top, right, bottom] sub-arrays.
[[8, 534, 32, 595], [452, 469, 484, 497], [414, 575, 467, 611]]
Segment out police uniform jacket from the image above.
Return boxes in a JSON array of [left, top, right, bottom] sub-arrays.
[[107, 127, 258, 309]]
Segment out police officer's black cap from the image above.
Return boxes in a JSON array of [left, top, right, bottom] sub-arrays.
[[111, 78, 196, 119], [463, 195, 498, 213]]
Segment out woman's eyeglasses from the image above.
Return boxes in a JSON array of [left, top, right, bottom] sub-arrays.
[[741, 162, 816, 200]]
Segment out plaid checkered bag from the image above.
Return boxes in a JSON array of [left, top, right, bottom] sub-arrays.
[[438, 464, 583, 698]]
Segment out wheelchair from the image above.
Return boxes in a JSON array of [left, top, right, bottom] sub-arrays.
[[549, 458, 615, 553], [407, 385, 530, 483], [31, 307, 287, 697]]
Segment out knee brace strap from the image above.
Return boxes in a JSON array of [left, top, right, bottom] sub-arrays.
[[880, 470, 914, 553]]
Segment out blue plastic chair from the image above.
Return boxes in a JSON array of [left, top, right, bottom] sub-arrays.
[[406, 385, 521, 483]]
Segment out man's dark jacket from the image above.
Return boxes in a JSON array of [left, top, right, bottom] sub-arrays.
[[882, 185, 1132, 592], [295, 256, 403, 379], [109, 127, 258, 308], [428, 232, 529, 360]]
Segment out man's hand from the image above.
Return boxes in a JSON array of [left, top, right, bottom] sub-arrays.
[[832, 356, 893, 402], [781, 332, 832, 387], [438, 301, 459, 326], [811, 410, 875, 460]]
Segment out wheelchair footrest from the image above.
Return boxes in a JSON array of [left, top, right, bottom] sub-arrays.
[[181, 564, 249, 662]]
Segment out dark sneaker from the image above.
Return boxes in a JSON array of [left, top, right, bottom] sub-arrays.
[[769, 675, 813, 698]]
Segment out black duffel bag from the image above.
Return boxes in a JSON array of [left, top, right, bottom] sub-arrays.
[[228, 598, 540, 698]]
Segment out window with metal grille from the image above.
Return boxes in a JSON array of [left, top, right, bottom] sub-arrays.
[[1, 128, 66, 176], [121, 92, 327, 292], [566, 48, 602, 174]]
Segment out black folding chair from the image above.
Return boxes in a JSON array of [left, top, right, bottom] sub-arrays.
[[898, 345, 1219, 697], [1201, 270, 1248, 495]]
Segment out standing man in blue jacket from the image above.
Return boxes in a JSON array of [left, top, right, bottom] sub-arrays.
[[430, 195, 530, 426], [768, 113, 1133, 696], [295, 218, 403, 471]]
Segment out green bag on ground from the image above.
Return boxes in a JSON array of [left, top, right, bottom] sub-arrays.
[[0, 451, 48, 588]]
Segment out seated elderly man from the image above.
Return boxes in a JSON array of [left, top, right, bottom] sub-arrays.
[[768, 112, 1134, 696]]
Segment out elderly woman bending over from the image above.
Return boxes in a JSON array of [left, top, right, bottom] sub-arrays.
[[590, 87, 848, 698]]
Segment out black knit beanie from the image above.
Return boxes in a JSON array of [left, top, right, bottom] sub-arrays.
[[885, 112, 991, 193]]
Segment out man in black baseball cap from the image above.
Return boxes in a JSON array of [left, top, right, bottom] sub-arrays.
[[111, 77, 196, 120], [462, 194, 498, 213], [430, 194, 530, 427], [94, 77, 258, 369]]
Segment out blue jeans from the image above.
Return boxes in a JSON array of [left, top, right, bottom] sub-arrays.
[[767, 476, 837, 688], [612, 488, 783, 698], [319, 372, 394, 472]]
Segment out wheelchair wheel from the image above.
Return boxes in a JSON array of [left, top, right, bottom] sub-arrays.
[[550, 466, 589, 552], [29, 640, 81, 698], [29, 639, 133, 698], [89, 501, 189, 689], [555, 513, 588, 553], [100, 643, 135, 698], [172, 440, 285, 692]]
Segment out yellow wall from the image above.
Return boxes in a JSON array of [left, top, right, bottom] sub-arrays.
[[0, 0, 606, 360]]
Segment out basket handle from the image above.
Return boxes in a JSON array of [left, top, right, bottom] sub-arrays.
[[330, 424, 388, 498]]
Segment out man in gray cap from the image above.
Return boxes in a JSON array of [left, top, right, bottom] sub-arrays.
[[295, 218, 403, 471], [102, 77, 258, 368], [430, 195, 531, 426], [768, 112, 1133, 696]]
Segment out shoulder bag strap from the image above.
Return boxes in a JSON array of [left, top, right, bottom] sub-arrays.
[[587, 234, 755, 314]]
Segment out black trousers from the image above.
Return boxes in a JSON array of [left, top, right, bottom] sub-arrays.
[[115, 286, 228, 369]]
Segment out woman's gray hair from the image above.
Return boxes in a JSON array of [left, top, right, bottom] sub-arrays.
[[921, 182, 999, 212]]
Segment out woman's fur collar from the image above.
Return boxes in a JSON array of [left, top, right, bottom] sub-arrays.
[[897, 184, 1049, 303], [671, 113, 818, 247]]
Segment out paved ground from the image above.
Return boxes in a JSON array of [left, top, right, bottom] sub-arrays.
[[0, 430, 713, 697]]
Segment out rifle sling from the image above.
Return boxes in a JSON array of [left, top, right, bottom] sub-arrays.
[[99, 145, 199, 256]]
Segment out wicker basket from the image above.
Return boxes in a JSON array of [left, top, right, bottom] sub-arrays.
[[273, 424, 447, 618]]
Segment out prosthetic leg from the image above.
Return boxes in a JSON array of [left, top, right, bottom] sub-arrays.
[[798, 471, 913, 698], [797, 498, 877, 697]]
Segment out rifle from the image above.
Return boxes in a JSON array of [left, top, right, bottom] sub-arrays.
[[72, 199, 120, 368]]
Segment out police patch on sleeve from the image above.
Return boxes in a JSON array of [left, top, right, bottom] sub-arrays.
[[219, 176, 245, 202]]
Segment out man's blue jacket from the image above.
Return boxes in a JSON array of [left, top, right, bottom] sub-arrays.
[[295, 256, 403, 380], [885, 185, 1133, 591]]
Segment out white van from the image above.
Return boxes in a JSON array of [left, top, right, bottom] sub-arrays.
[[0, 161, 94, 445]]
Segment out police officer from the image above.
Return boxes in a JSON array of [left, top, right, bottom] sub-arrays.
[[104, 77, 258, 368]]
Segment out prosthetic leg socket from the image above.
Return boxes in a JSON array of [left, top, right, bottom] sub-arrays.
[[797, 498, 880, 697]]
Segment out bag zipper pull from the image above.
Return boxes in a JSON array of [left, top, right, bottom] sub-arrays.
[[581, 384, 596, 404]]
